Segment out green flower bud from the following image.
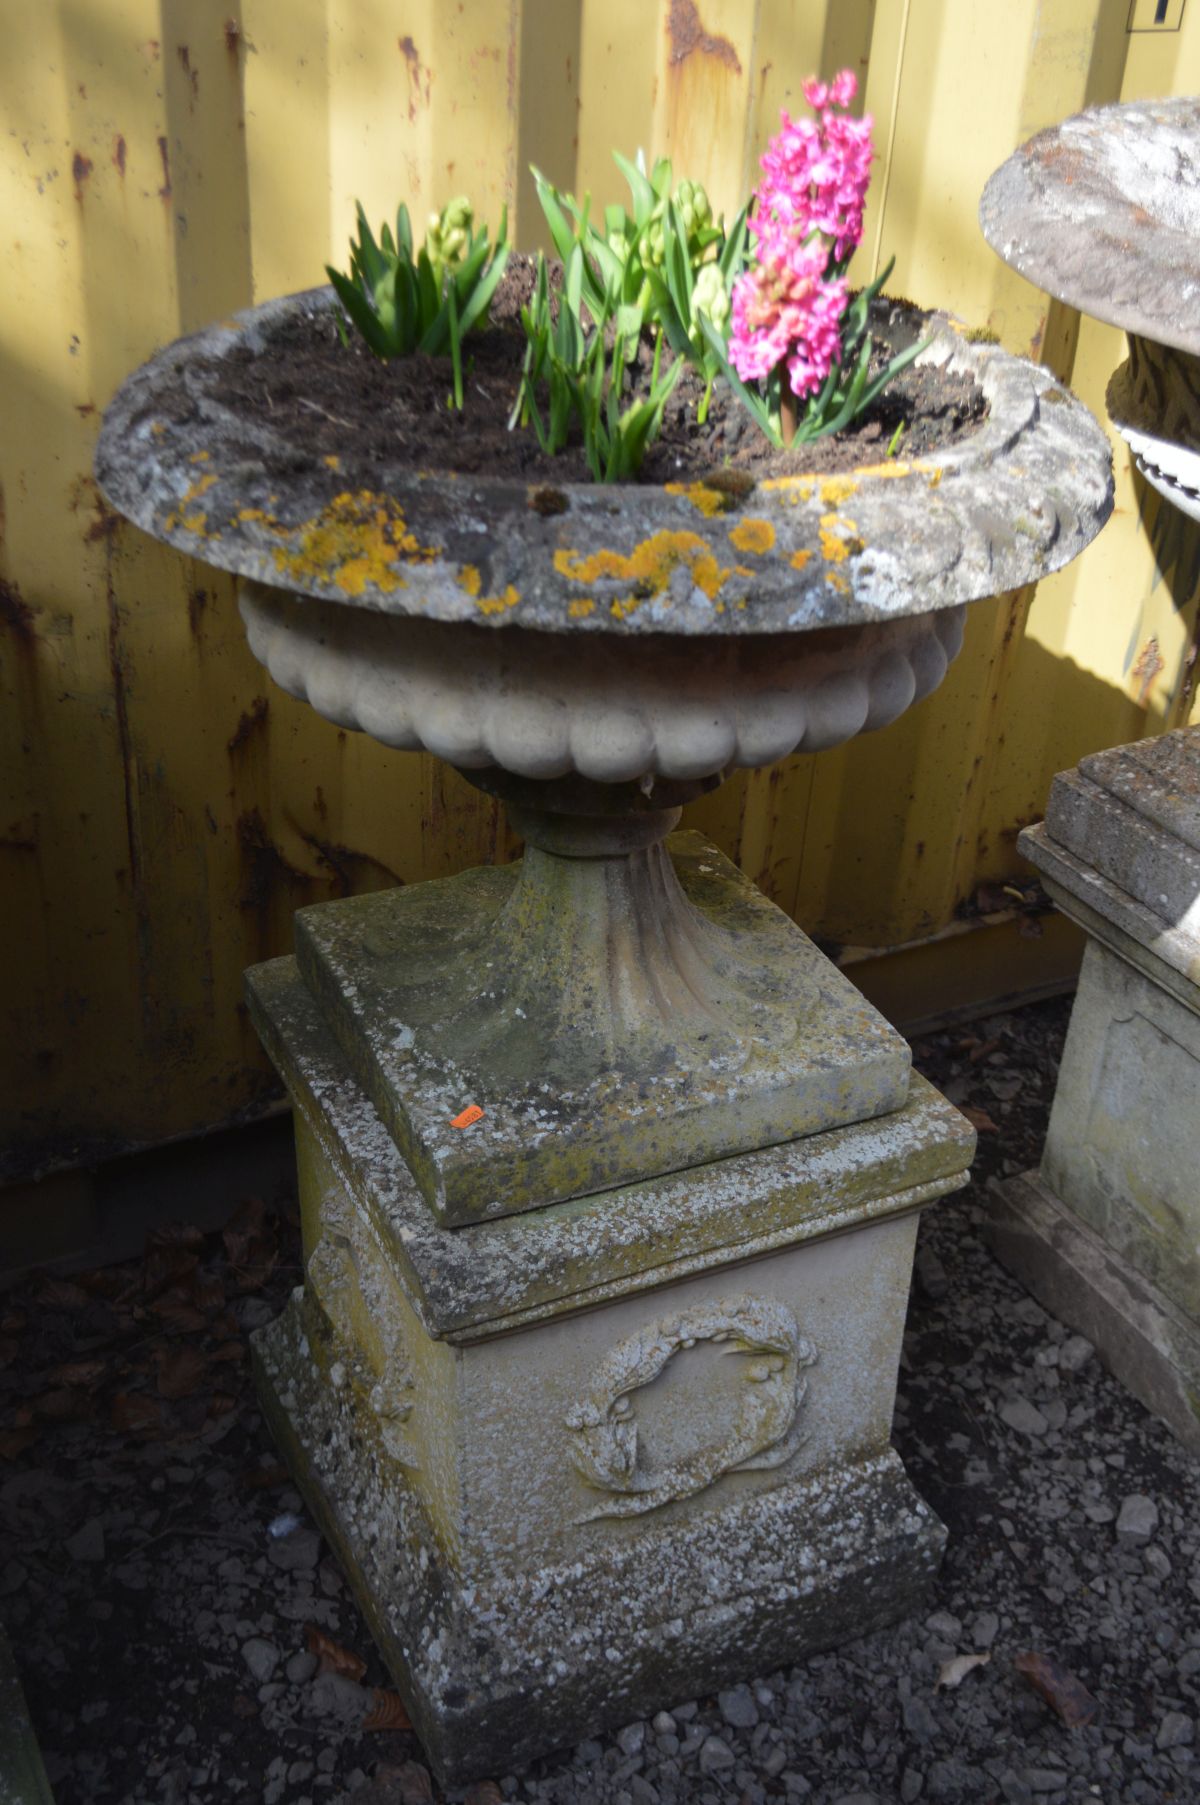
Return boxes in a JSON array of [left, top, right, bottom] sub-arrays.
[[694, 186, 711, 223]]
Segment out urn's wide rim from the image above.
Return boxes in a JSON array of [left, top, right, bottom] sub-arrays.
[[94, 285, 1112, 638], [980, 95, 1200, 357]]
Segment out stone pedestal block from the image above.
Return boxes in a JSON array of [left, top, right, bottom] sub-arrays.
[[991, 726, 1200, 1454], [246, 836, 974, 1784]]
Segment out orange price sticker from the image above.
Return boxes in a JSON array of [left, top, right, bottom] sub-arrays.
[[450, 1103, 484, 1130]]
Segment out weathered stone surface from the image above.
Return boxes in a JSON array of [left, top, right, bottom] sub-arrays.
[[980, 97, 1200, 358], [239, 579, 966, 779], [1038, 727, 1200, 943], [246, 910, 969, 1782], [254, 1291, 945, 1786], [988, 1172, 1200, 1458], [996, 727, 1200, 1458], [94, 293, 1112, 638], [291, 831, 913, 1223], [1038, 938, 1200, 1321], [244, 954, 973, 1340]]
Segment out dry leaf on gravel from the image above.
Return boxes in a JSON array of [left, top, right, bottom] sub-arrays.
[[0, 1427, 38, 1459], [149, 1291, 209, 1334], [155, 1344, 210, 1400], [372, 1761, 432, 1803], [37, 1277, 90, 1309], [110, 1391, 167, 1438], [1014, 1651, 1098, 1727], [31, 1387, 92, 1424], [242, 1462, 290, 1491], [464, 1784, 505, 1805], [936, 1652, 991, 1689], [304, 1623, 367, 1681], [363, 1689, 414, 1732], [961, 1105, 1000, 1133], [49, 1360, 107, 1388], [223, 1197, 279, 1291]]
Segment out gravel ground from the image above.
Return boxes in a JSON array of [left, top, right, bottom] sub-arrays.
[[2, 996, 1198, 1805]]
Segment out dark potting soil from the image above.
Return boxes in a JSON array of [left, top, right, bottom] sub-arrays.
[[210, 254, 988, 487]]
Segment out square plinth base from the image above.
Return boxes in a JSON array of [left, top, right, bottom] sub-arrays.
[[248, 957, 971, 1784], [293, 832, 911, 1227], [990, 1172, 1200, 1458], [256, 1302, 944, 1784]]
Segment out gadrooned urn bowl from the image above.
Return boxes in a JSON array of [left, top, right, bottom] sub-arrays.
[[981, 95, 1200, 524], [95, 288, 1113, 789]]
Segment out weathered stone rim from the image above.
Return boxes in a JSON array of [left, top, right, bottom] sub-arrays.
[[980, 96, 1200, 357], [95, 284, 1112, 637]]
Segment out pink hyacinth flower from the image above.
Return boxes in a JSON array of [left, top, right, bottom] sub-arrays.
[[728, 69, 874, 410]]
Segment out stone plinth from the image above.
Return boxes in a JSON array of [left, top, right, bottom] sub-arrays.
[[990, 727, 1200, 1454], [247, 835, 974, 1784]]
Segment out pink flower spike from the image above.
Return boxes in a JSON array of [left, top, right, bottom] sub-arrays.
[[830, 69, 857, 107], [801, 77, 829, 110]]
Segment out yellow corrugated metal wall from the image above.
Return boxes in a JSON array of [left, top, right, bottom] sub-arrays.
[[3, 0, 1199, 1178]]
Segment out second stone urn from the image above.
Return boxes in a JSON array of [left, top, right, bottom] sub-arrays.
[[96, 290, 1112, 1782]]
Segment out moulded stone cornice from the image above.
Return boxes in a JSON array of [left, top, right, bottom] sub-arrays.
[[95, 288, 1112, 638]]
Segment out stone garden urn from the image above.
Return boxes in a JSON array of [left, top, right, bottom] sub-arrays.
[[96, 286, 1111, 1781], [982, 97, 1200, 1455]]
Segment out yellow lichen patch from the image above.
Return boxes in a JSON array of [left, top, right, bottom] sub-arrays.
[[567, 597, 596, 619], [271, 489, 435, 597], [664, 481, 730, 518], [925, 468, 943, 489], [848, 460, 914, 480], [554, 531, 734, 605], [825, 571, 850, 594], [474, 586, 520, 616], [323, 454, 341, 470], [790, 548, 813, 571], [760, 475, 817, 499], [458, 565, 482, 597], [234, 506, 277, 528], [818, 513, 864, 564], [189, 450, 210, 464], [182, 472, 218, 505], [179, 510, 209, 534], [818, 474, 860, 507], [150, 421, 166, 438], [728, 517, 775, 555]]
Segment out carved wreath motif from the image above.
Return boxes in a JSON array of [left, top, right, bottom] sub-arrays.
[[564, 1294, 817, 1521]]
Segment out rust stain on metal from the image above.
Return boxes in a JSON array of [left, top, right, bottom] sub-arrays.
[[227, 695, 269, 753], [157, 135, 172, 201], [187, 585, 208, 637], [0, 576, 37, 645], [113, 134, 127, 176], [106, 574, 150, 984], [1132, 634, 1165, 704], [71, 151, 93, 200], [293, 824, 403, 896], [398, 36, 431, 123], [666, 0, 741, 71], [236, 808, 317, 918], [176, 45, 199, 101]]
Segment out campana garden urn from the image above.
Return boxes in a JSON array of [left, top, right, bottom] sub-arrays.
[[95, 276, 1111, 1778], [982, 97, 1200, 1455]]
